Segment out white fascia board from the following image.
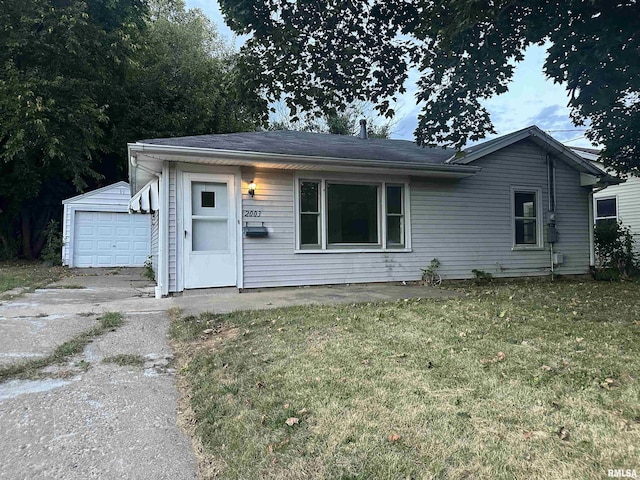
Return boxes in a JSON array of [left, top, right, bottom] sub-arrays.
[[128, 142, 481, 180], [449, 126, 612, 178], [62, 181, 130, 205]]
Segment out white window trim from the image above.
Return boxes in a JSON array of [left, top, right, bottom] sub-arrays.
[[594, 195, 618, 223], [511, 185, 544, 250], [294, 173, 412, 253]]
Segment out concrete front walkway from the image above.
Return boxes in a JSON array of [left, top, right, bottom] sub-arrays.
[[0, 268, 458, 479]]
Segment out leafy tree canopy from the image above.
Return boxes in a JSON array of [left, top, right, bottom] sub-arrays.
[[0, 0, 266, 259], [270, 102, 392, 138], [219, 0, 640, 174], [0, 0, 147, 257]]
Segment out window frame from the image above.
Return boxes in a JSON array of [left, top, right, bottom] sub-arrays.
[[299, 180, 321, 249], [594, 196, 618, 224], [511, 185, 544, 250], [294, 174, 411, 253], [385, 184, 406, 249]]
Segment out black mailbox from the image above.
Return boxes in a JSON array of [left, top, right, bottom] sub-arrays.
[[244, 223, 269, 238]]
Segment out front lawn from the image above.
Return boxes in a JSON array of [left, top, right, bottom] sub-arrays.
[[170, 280, 640, 479]]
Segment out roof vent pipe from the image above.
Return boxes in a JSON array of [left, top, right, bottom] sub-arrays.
[[359, 119, 368, 139]]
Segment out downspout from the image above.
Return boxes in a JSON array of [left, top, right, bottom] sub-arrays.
[[546, 154, 557, 279]]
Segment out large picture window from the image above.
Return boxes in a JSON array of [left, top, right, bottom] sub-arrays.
[[296, 178, 409, 251], [512, 187, 542, 248], [327, 183, 378, 244]]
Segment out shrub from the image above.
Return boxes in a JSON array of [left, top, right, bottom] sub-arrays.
[[593, 220, 637, 280], [40, 220, 64, 266]]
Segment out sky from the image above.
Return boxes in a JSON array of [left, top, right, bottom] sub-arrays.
[[186, 0, 595, 149]]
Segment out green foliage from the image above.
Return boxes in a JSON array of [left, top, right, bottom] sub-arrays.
[[472, 269, 494, 285], [221, 0, 640, 174], [143, 256, 155, 281], [593, 220, 637, 280], [40, 220, 64, 266], [0, 0, 147, 258], [421, 258, 441, 286], [0, 0, 267, 259], [269, 102, 392, 138]]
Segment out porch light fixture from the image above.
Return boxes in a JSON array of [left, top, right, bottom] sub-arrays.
[[248, 180, 257, 197]]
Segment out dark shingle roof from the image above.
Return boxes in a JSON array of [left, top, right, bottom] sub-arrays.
[[138, 130, 455, 165]]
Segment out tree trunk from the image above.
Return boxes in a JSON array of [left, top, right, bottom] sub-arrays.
[[21, 211, 33, 259]]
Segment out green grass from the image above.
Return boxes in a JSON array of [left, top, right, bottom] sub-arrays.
[[0, 261, 66, 298], [0, 312, 124, 381], [171, 279, 640, 480], [103, 354, 146, 368]]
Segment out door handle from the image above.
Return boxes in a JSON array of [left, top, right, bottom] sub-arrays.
[[184, 230, 188, 238]]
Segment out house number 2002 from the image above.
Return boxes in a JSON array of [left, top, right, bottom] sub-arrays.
[[243, 210, 261, 217]]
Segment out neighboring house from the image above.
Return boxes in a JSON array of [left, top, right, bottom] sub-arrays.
[[127, 125, 618, 297], [572, 147, 640, 252], [62, 182, 151, 268]]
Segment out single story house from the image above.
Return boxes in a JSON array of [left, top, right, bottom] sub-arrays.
[[572, 147, 640, 252], [62, 181, 150, 268], [127, 125, 619, 298]]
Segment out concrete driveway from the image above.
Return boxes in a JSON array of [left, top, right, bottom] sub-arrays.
[[0, 268, 456, 479]]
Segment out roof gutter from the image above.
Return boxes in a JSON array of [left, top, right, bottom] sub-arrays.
[[128, 142, 481, 176]]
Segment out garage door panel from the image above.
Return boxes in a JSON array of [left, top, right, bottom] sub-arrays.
[[134, 241, 148, 251], [73, 211, 150, 267], [97, 240, 113, 250], [77, 240, 94, 251]]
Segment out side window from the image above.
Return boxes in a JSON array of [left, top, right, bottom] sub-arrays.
[[595, 197, 617, 226], [386, 185, 404, 248], [513, 189, 541, 247], [299, 181, 320, 248]]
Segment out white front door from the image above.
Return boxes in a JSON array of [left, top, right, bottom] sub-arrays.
[[183, 173, 237, 288]]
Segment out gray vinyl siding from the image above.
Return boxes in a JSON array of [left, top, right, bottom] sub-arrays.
[[150, 210, 159, 278], [168, 165, 178, 292], [241, 139, 591, 288], [594, 175, 640, 253]]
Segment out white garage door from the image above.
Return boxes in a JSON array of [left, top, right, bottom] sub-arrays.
[[73, 211, 150, 267]]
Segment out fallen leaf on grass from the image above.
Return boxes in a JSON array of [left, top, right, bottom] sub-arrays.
[[541, 365, 552, 371], [480, 351, 506, 365], [283, 403, 290, 409], [285, 417, 299, 426], [523, 431, 533, 440], [202, 328, 214, 334], [499, 311, 506, 318], [388, 433, 402, 442], [256, 381, 265, 389], [557, 426, 570, 441], [600, 378, 617, 389]]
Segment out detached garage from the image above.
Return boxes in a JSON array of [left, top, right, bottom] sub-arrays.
[[62, 181, 150, 267]]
